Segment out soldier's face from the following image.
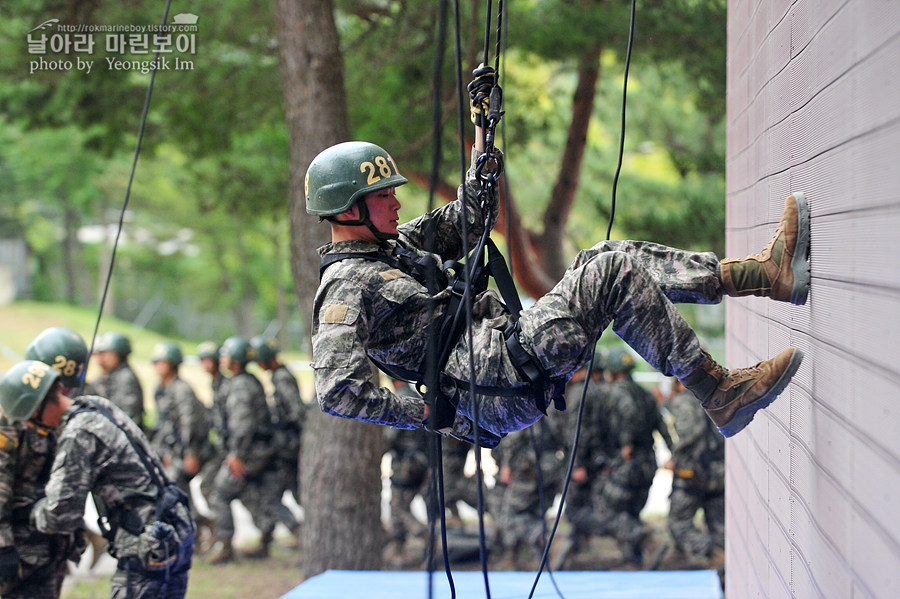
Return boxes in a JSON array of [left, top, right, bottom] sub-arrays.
[[361, 187, 400, 238], [94, 350, 119, 372], [153, 360, 174, 378]]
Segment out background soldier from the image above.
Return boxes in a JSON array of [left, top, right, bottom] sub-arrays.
[[195, 341, 227, 511], [492, 421, 564, 570], [665, 379, 725, 570], [0, 361, 194, 599], [205, 337, 277, 563], [596, 347, 671, 569], [150, 342, 214, 521], [553, 352, 615, 569], [247, 335, 303, 555], [383, 381, 429, 565], [0, 328, 89, 599], [441, 437, 480, 527], [90, 331, 145, 429]]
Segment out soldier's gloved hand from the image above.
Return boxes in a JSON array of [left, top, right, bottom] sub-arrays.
[[0, 546, 20, 579], [467, 64, 495, 125]]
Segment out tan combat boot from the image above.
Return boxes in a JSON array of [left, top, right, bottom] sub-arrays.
[[720, 193, 811, 305], [681, 348, 804, 437]]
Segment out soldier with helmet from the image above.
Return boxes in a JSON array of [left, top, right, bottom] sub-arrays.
[[194, 342, 227, 514], [205, 337, 277, 563], [306, 70, 809, 445], [244, 336, 303, 555], [0, 360, 194, 598], [91, 331, 145, 429], [250, 336, 306, 503], [150, 342, 213, 516], [0, 327, 89, 599], [596, 347, 672, 568]]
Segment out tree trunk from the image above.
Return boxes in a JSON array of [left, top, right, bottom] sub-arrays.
[[275, 0, 384, 578], [62, 203, 79, 304], [537, 44, 603, 279]]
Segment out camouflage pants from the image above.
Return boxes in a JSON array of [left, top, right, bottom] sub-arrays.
[[207, 464, 281, 540], [520, 240, 721, 381], [457, 241, 722, 435], [667, 485, 724, 557], [0, 556, 67, 599], [242, 466, 300, 536], [389, 484, 427, 542], [110, 568, 189, 599]]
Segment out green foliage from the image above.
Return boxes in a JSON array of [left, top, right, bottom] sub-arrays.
[[0, 0, 726, 344]]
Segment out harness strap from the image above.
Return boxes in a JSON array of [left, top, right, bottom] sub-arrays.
[[318, 238, 566, 437]]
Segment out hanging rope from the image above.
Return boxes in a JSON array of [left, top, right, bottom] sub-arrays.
[[528, 0, 638, 595], [79, 0, 174, 395]]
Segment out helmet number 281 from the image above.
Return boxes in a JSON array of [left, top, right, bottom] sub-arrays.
[[360, 155, 399, 185]]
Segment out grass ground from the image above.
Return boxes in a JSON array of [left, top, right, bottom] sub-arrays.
[[61, 544, 306, 599]]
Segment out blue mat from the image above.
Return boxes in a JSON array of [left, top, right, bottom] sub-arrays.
[[281, 570, 723, 599]]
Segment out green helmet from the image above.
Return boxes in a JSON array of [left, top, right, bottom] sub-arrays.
[[94, 332, 132, 358], [220, 336, 255, 364], [0, 361, 59, 422], [305, 141, 408, 217], [605, 347, 637, 374], [24, 327, 88, 388], [196, 341, 220, 360], [250, 336, 279, 363], [151, 341, 183, 366]]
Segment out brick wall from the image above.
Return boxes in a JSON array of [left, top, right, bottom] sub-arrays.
[[725, 1, 900, 597]]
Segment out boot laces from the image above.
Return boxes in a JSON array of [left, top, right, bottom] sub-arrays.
[[725, 363, 762, 385]]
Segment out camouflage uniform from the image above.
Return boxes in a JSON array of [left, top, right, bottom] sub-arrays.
[[666, 389, 725, 558], [312, 147, 722, 437], [559, 377, 616, 548], [152, 376, 213, 506], [198, 373, 229, 502], [207, 372, 277, 543], [595, 376, 672, 565], [492, 421, 564, 566], [92, 362, 145, 429], [31, 396, 192, 599], [0, 417, 71, 599], [268, 364, 306, 504], [384, 427, 429, 544], [440, 437, 479, 521]]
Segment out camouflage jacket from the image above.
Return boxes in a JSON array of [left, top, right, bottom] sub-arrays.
[[270, 364, 305, 435], [152, 376, 212, 460], [312, 148, 542, 437], [208, 373, 230, 452], [92, 362, 144, 428], [221, 371, 274, 473], [31, 397, 176, 560], [606, 377, 672, 452], [0, 416, 58, 550], [668, 390, 724, 491], [562, 377, 616, 471]]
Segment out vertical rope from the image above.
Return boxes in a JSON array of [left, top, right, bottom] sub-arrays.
[[80, 0, 174, 395]]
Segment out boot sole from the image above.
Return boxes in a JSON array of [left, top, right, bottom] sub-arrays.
[[718, 349, 804, 438], [789, 192, 811, 305]]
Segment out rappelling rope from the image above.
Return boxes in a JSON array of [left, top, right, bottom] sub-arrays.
[[79, 0, 174, 396], [527, 0, 638, 595]]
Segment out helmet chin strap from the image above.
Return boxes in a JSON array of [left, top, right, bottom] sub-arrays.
[[329, 198, 399, 241]]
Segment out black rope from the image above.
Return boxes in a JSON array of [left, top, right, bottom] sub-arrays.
[[528, 0, 637, 595], [606, 0, 637, 241], [424, 2, 458, 598], [455, 1, 492, 595], [79, 0, 174, 396]]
